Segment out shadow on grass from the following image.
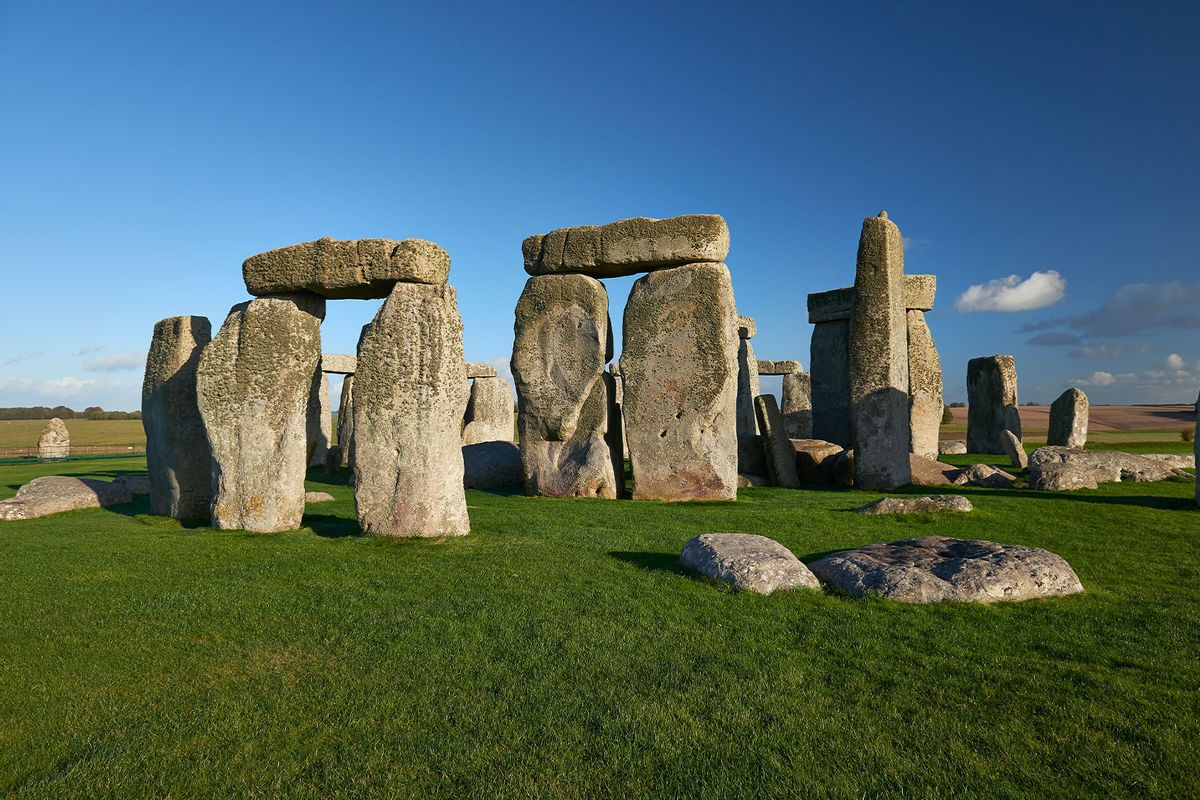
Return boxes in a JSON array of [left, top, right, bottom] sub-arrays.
[[304, 513, 364, 538], [304, 469, 351, 488], [466, 484, 527, 497], [609, 551, 686, 576]]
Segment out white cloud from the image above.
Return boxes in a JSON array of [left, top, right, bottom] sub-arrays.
[[1082, 371, 1115, 386], [955, 270, 1067, 313], [82, 352, 143, 372], [1165, 353, 1185, 369], [43, 376, 97, 395], [75, 345, 105, 356]]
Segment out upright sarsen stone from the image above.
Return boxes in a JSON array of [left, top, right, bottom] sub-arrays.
[[142, 315, 213, 519], [735, 319, 765, 476], [849, 212, 911, 490], [754, 394, 801, 489], [197, 294, 325, 532], [781, 372, 813, 439], [907, 309, 943, 458], [37, 418, 70, 460], [511, 274, 617, 498], [352, 283, 469, 537], [811, 320, 851, 447], [622, 262, 738, 501], [337, 375, 354, 465], [967, 355, 1021, 454], [1047, 387, 1088, 448], [307, 370, 332, 466], [462, 376, 514, 444]]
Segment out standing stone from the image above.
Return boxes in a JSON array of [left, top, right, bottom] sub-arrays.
[[307, 370, 332, 466], [754, 394, 801, 488], [352, 282, 469, 537], [781, 372, 813, 439], [622, 262, 738, 501], [967, 355, 1021, 454], [462, 376, 515, 444], [511, 274, 617, 498], [141, 315, 213, 519], [197, 294, 325, 532], [849, 212, 911, 490], [907, 309, 943, 458], [810, 320, 851, 447], [1047, 387, 1089, 448], [337, 375, 354, 466], [735, 317, 766, 476], [37, 418, 70, 459], [1194, 392, 1199, 507], [603, 371, 628, 498]]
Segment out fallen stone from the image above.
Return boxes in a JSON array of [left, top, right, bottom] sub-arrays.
[[807, 536, 1084, 603], [792, 439, 844, 484], [243, 237, 450, 298], [908, 454, 960, 486], [523, 214, 729, 278], [907, 309, 943, 459], [304, 491, 335, 503], [1029, 447, 1188, 485], [781, 372, 813, 439], [462, 376, 515, 445], [1001, 429, 1029, 470], [938, 440, 967, 455], [465, 362, 498, 379], [1047, 387, 1088, 448], [37, 418, 69, 459], [854, 495, 973, 515], [680, 533, 820, 595], [967, 355, 1021, 454], [0, 476, 133, 521], [951, 463, 1019, 489], [1029, 464, 1098, 491], [736, 473, 771, 488], [321, 353, 357, 375], [1141, 453, 1196, 469], [755, 395, 801, 489], [462, 441, 523, 490], [756, 359, 804, 376]]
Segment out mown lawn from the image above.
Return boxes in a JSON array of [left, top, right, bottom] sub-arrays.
[[0, 455, 1197, 799], [0, 419, 146, 448]]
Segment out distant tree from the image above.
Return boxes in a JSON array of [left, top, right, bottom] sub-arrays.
[[941, 406, 955, 425], [948, 401, 966, 408], [1023, 401, 1042, 407], [1184, 429, 1195, 443]]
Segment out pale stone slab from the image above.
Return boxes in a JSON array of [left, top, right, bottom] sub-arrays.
[[304, 491, 335, 503], [1028, 447, 1188, 485], [142, 315, 213, 519], [756, 359, 804, 376], [807, 274, 937, 323], [37, 418, 69, 459], [466, 362, 498, 379], [967, 355, 1021, 454], [462, 376, 514, 444], [810, 320, 851, 447], [855, 495, 972, 515], [0, 476, 133, 520], [337, 375, 354, 467], [352, 282, 469, 537], [243, 237, 449, 298], [1047, 388, 1088, 448], [907, 310, 942, 459], [680, 533, 820, 595], [754, 394, 801, 489], [306, 370, 331, 467], [321, 353, 357, 375], [938, 440, 967, 455], [781, 372, 813, 439], [523, 214, 729, 278], [1001, 429, 1029, 470]]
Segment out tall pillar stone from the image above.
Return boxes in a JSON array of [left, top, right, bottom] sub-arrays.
[[810, 320, 851, 447], [781, 371, 813, 439], [603, 371, 628, 498], [462, 376, 515, 444], [307, 370, 332, 466], [848, 212, 911, 490], [337, 375, 354, 466], [622, 262, 738, 501], [906, 309, 943, 458], [197, 294, 325, 532], [37, 418, 70, 459], [352, 282, 469, 537], [735, 315, 766, 476], [1047, 387, 1089, 448], [754, 394, 801, 489], [967, 355, 1021, 454], [142, 315, 213, 519], [511, 274, 618, 498]]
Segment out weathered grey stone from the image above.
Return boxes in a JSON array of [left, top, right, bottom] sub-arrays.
[[832, 449, 856, 486], [967, 355, 1021, 454], [523, 214, 729, 278], [197, 294, 325, 532], [1141, 453, 1196, 469], [304, 491, 335, 503], [512, 274, 617, 498], [810, 319, 852, 447], [1029, 464, 1098, 491], [680, 533, 820, 595], [622, 263, 738, 501], [808, 536, 1084, 603], [602, 371, 628, 497], [243, 237, 449, 298], [735, 336, 765, 475], [307, 370, 332, 467], [1028, 447, 1188, 485], [754, 395, 801, 489], [793, 439, 844, 483], [908, 454, 960, 486], [938, 440, 967, 455], [465, 362, 498, 379], [37, 418, 69, 459], [736, 473, 771, 488], [1001, 429, 1029, 470], [854, 495, 972, 515], [756, 360, 804, 376], [0, 476, 133, 521], [114, 474, 150, 496], [324, 445, 342, 474], [1047, 388, 1088, 448], [337, 374, 354, 467], [141, 315, 213, 519], [907, 310, 942, 458], [807, 275, 937, 324], [849, 212, 911, 490], [951, 463, 1018, 489], [462, 440, 523, 490], [321, 353, 356, 375], [781, 372, 813, 439], [462, 376, 515, 445], [736, 315, 756, 339], [352, 282, 469, 537]]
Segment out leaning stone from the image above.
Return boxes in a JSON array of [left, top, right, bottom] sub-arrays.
[[465, 362, 498, 379], [0, 476, 133, 521], [1028, 447, 1186, 485], [304, 491, 335, 504], [321, 353, 357, 375], [967, 355, 1021, 454], [141, 315, 213, 519], [337, 373, 355, 467], [807, 536, 1084, 603], [243, 237, 449, 298], [854, 495, 972, 515], [1047, 388, 1088, 448], [306, 369, 332, 467], [754, 395, 801, 489], [511, 274, 618, 498], [1030, 464, 1098, 491], [951, 463, 1018, 489], [197, 294, 325, 532], [907, 309, 943, 459], [793, 439, 844, 483], [37, 418, 70, 459], [781, 372, 813, 439], [462, 376, 515, 445], [523, 214, 729, 278], [462, 441, 523, 490], [756, 359, 804, 376], [1001, 429, 1029, 470], [849, 212, 911, 490], [810, 320, 851, 447], [735, 334, 766, 476], [938, 440, 967, 455], [622, 263, 739, 501], [680, 533, 820, 595], [353, 282, 469, 537]]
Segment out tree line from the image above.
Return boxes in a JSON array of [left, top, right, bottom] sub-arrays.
[[0, 406, 141, 420]]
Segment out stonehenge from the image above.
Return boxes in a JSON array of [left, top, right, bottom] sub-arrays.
[[37, 418, 69, 460], [754, 395, 801, 489], [523, 214, 729, 278], [243, 237, 450, 298], [735, 316, 765, 477], [306, 369, 332, 467], [462, 375, 514, 445], [966, 355, 1021, 454], [756, 358, 812, 441], [1047, 387, 1088, 448]]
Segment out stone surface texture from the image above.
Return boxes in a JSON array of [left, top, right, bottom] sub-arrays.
[[810, 320, 851, 447], [1047, 388, 1089, 448], [197, 294, 324, 532], [938, 440, 967, 455], [808, 536, 1084, 603], [337, 375, 354, 467], [142, 315, 213, 519], [1029, 447, 1188, 486], [951, 463, 1018, 489], [523, 214, 729, 278], [462, 376, 515, 445], [243, 237, 450, 298], [1141, 453, 1196, 469], [0, 476, 134, 521], [321, 353, 357, 375], [352, 282, 469, 537], [854, 495, 973, 515], [756, 360, 804, 376], [754, 395, 801, 488], [622, 263, 739, 501], [807, 275, 937, 324], [736, 315, 756, 339], [908, 454, 960, 486], [680, 533, 820, 595], [37, 418, 70, 459], [465, 362, 498, 379], [1029, 464, 1099, 491], [735, 336, 765, 476], [1001, 429, 1029, 470], [793, 439, 844, 483], [781, 372, 813, 439], [967, 355, 1021, 454], [462, 441, 524, 489], [307, 370, 332, 467], [906, 309, 943, 458]]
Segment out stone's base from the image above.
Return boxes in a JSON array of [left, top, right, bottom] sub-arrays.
[[854, 495, 973, 515], [680, 533, 820, 595]]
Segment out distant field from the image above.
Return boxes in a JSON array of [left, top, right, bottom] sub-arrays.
[[0, 419, 145, 449]]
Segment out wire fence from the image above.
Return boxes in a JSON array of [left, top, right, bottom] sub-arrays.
[[0, 444, 146, 464]]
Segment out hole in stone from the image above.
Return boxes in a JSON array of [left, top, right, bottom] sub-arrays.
[[659, 430, 667, 438]]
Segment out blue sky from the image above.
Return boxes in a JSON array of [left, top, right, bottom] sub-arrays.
[[1, 0, 1197, 411]]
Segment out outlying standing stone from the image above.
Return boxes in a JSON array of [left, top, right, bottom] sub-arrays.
[[37, 418, 70, 460], [243, 238, 450, 298], [462, 376, 515, 444], [854, 495, 972, 515], [142, 315, 213, 519], [754, 395, 801, 488], [967, 355, 1021, 454], [0, 476, 133, 521], [680, 533, 820, 595], [808, 536, 1084, 603], [523, 214, 729, 278], [1047, 387, 1089, 448], [1001, 429, 1029, 470]]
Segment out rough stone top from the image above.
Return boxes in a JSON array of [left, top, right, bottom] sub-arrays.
[[736, 315, 756, 339], [522, 214, 729, 279], [321, 353, 357, 375], [243, 237, 450, 299], [807, 274, 937, 323], [466, 362, 498, 379], [756, 359, 804, 375]]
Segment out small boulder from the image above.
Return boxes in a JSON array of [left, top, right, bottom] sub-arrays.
[[793, 439, 844, 483], [951, 463, 1018, 489], [908, 454, 960, 486], [680, 533, 820, 595], [304, 491, 336, 503], [1030, 464, 1098, 492], [1001, 429, 1029, 470], [938, 440, 967, 455], [854, 495, 973, 515]]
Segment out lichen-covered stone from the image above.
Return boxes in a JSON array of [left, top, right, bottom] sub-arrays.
[[1001, 429, 1029, 470], [462, 376, 514, 444], [0, 476, 133, 520], [465, 362, 498, 379], [141, 315, 213, 519], [243, 237, 450, 298], [907, 310, 943, 459], [622, 263, 738, 501], [938, 440, 967, 455], [810, 320, 852, 447], [1029, 447, 1188, 486], [511, 274, 617, 498], [1047, 387, 1088, 448], [967, 355, 1021, 454], [854, 495, 972, 515], [306, 370, 331, 467], [352, 282, 469, 537], [197, 294, 325, 532], [736, 315, 756, 339], [735, 336, 765, 475], [680, 533, 820, 595], [37, 418, 69, 459], [1029, 464, 1098, 491], [523, 214, 729, 278], [781, 372, 813, 439], [807, 275, 937, 323], [321, 353, 356, 374], [754, 394, 801, 489], [337, 375, 354, 467], [756, 360, 804, 376]]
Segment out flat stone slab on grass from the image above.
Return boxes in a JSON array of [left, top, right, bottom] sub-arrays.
[[244, 237, 450, 298], [807, 536, 1084, 603], [680, 533, 820, 595], [0, 476, 134, 521], [1030, 464, 1098, 492], [951, 463, 1019, 489], [1140, 453, 1195, 469], [523, 214, 729, 278], [938, 440, 967, 455], [855, 495, 973, 515], [304, 491, 336, 503], [1029, 447, 1189, 485]]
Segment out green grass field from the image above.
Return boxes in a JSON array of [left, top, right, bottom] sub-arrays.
[[0, 419, 146, 448], [1, 450, 1197, 798]]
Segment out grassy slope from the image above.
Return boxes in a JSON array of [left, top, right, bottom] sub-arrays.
[[0, 456, 1197, 799], [0, 419, 146, 448]]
